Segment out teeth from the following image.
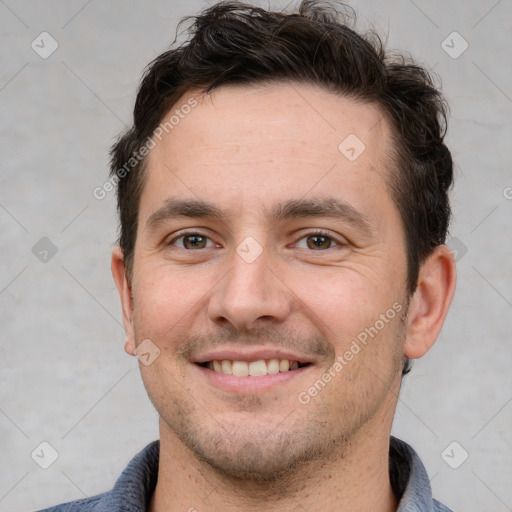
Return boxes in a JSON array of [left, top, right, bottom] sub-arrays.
[[249, 360, 267, 376], [279, 359, 289, 372], [221, 360, 233, 375], [207, 359, 305, 376], [267, 359, 280, 374], [232, 361, 249, 377]]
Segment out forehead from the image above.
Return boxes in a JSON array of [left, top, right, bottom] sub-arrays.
[[163, 82, 390, 156], [140, 82, 395, 222]]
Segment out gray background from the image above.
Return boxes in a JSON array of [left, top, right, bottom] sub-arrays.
[[1, 0, 511, 510]]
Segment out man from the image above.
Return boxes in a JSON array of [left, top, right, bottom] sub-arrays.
[[39, 1, 457, 510]]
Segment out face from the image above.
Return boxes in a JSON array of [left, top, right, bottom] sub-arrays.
[[119, 83, 412, 480]]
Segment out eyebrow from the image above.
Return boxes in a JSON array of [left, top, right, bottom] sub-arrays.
[[146, 197, 376, 236], [146, 198, 226, 229]]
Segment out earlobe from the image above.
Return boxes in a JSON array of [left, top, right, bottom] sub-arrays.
[[403, 244, 456, 359], [111, 246, 136, 356]]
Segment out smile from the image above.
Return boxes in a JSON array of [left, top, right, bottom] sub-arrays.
[[199, 359, 310, 376]]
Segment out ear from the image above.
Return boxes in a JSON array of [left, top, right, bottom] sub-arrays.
[[404, 244, 456, 359], [111, 246, 136, 356]]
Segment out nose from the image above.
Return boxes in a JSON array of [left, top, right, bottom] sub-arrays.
[[207, 244, 293, 332]]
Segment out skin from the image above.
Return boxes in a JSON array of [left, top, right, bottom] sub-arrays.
[[112, 82, 456, 512]]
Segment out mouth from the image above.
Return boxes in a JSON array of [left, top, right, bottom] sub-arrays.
[[197, 359, 312, 377], [191, 348, 316, 393]]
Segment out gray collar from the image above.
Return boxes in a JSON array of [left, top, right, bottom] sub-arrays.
[[54, 437, 451, 511]]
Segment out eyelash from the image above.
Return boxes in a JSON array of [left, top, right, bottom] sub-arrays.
[[294, 229, 344, 250], [169, 231, 218, 249], [168, 230, 344, 250]]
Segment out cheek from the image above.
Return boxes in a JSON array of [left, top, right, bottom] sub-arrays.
[[131, 267, 198, 345], [291, 267, 404, 369], [292, 268, 379, 335]]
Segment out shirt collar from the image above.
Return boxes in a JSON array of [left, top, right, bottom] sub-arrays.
[[390, 436, 440, 511], [107, 437, 440, 511]]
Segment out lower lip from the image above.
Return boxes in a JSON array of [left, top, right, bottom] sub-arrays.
[[193, 364, 311, 393]]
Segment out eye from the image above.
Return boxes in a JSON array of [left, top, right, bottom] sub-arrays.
[[295, 231, 341, 250], [170, 232, 216, 250]]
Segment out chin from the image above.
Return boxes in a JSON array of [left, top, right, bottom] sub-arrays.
[[189, 431, 314, 483], [166, 411, 339, 484]]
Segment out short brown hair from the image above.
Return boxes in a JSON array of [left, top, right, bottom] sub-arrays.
[[110, 0, 453, 302]]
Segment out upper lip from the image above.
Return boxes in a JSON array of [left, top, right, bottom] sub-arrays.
[[192, 347, 316, 365]]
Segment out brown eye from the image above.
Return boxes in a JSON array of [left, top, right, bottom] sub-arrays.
[[294, 232, 341, 251], [306, 234, 333, 250], [172, 233, 214, 250], [183, 235, 207, 249]]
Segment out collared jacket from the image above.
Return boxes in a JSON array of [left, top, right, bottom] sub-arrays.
[[35, 437, 454, 511]]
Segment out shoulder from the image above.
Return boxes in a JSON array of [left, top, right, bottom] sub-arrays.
[[390, 437, 455, 512], [34, 441, 159, 512], [433, 498, 455, 512], [34, 492, 106, 511]]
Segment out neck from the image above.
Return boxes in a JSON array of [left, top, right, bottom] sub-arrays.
[[149, 417, 398, 512]]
